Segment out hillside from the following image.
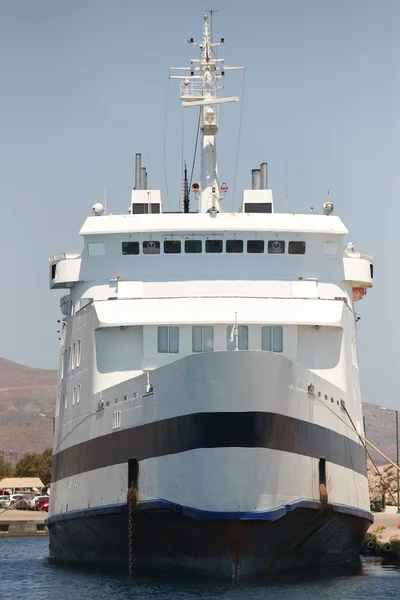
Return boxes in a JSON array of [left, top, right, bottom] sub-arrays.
[[0, 357, 57, 463], [0, 357, 398, 466]]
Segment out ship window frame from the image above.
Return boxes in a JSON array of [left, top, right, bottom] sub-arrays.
[[143, 240, 160, 255], [76, 339, 82, 367], [261, 326, 283, 352], [164, 240, 181, 254], [227, 325, 248, 351], [77, 384, 81, 404], [157, 326, 179, 353], [268, 240, 285, 254], [192, 326, 214, 353], [247, 240, 264, 254], [122, 241, 139, 255], [88, 242, 105, 257], [205, 239, 223, 253], [185, 239, 202, 253], [226, 239, 243, 253], [289, 241, 306, 255], [72, 342, 76, 370]]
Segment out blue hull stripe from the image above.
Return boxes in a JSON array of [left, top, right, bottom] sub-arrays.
[[46, 498, 373, 526]]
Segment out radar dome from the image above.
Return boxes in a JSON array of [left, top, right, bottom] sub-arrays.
[[92, 203, 104, 216]]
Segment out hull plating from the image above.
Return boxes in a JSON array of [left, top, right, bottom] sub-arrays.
[[47, 503, 371, 579]]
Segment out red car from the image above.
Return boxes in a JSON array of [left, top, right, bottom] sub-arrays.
[[35, 496, 50, 511]]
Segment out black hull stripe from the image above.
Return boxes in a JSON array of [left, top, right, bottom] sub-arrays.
[[52, 412, 367, 482]]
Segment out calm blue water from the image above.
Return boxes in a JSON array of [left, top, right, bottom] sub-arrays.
[[1, 538, 399, 599]]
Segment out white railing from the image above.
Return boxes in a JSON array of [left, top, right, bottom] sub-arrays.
[[180, 81, 217, 100]]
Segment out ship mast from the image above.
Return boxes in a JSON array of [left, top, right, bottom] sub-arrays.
[[170, 15, 243, 213]]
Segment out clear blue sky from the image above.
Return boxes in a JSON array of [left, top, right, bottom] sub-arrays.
[[0, 0, 398, 408]]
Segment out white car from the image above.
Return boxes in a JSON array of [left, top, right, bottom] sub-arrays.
[[7, 494, 24, 507], [0, 495, 10, 508]]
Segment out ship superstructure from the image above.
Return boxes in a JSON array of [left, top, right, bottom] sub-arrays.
[[46, 15, 374, 579]]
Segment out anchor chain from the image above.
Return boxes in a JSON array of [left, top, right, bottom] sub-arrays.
[[128, 485, 134, 577]]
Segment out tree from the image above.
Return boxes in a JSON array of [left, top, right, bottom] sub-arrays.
[[40, 448, 53, 485], [15, 448, 53, 485], [15, 452, 43, 478], [0, 454, 14, 478]]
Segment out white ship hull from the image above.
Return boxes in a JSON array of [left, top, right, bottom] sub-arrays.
[[47, 352, 372, 577]]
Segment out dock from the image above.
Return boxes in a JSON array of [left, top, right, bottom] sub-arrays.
[[363, 509, 400, 561], [0, 510, 48, 537]]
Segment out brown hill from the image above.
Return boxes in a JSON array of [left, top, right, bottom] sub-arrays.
[[0, 358, 398, 468], [0, 357, 57, 463]]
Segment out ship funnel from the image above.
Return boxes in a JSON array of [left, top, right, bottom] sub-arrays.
[[135, 153, 142, 190], [252, 169, 261, 190], [140, 167, 147, 190], [260, 163, 268, 189]]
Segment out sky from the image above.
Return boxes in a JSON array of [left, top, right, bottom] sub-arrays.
[[0, 0, 398, 408]]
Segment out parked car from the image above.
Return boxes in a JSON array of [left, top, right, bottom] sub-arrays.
[[34, 496, 50, 511], [0, 495, 10, 508], [41, 501, 49, 512], [8, 494, 24, 508]]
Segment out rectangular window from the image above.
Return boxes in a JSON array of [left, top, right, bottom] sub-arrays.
[[244, 202, 272, 213], [77, 384, 81, 404], [192, 326, 214, 352], [143, 241, 160, 254], [157, 326, 179, 353], [206, 239, 223, 253], [76, 339, 82, 367], [227, 325, 248, 351], [185, 239, 202, 253], [226, 239, 243, 253], [131, 203, 160, 214], [268, 240, 285, 254], [289, 241, 306, 254], [88, 242, 105, 256], [122, 241, 139, 255], [72, 342, 76, 370], [164, 240, 181, 254], [247, 240, 264, 253], [262, 326, 283, 352]]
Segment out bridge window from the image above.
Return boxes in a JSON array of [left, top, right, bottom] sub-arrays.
[[289, 241, 306, 254], [131, 203, 160, 214], [226, 239, 243, 253], [185, 240, 202, 253], [206, 239, 223, 253], [143, 241, 160, 254], [227, 325, 248, 350], [88, 242, 105, 256], [192, 326, 214, 352], [164, 240, 181, 254], [122, 241, 139, 255], [268, 240, 285, 254], [158, 326, 179, 353], [247, 240, 264, 253], [262, 326, 283, 352]]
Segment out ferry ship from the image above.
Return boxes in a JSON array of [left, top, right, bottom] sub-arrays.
[[47, 14, 374, 580]]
